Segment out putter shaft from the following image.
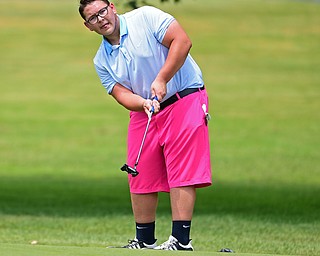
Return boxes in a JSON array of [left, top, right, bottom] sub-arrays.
[[121, 97, 157, 177], [134, 112, 152, 167]]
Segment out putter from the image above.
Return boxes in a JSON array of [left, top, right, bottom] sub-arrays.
[[121, 97, 158, 177]]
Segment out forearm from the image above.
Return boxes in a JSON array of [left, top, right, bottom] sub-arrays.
[[156, 21, 192, 83], [157, 38, 192, 84], [150, 21, 192, 101], [111, 83, 160, 114], [111, 84, 145, 112]]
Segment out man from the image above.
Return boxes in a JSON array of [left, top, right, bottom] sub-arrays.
[[79, 0, 212, 251]]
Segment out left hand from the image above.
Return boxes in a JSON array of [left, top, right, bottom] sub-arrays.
[[151, 78, 167, 102]]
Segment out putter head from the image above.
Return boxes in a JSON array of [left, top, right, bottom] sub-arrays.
[[121, 164, 139, 177], [219, 248, 234, 253]]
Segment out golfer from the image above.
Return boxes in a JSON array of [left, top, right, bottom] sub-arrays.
[[79, 0, 212, 250]]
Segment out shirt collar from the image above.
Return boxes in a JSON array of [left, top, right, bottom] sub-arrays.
[[103, 15, 128, 55]]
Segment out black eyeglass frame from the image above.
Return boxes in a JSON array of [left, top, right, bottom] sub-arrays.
[[86, 5, 109, 25]]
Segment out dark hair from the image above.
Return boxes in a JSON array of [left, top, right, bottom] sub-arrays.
[[79, 0, 110, 20]]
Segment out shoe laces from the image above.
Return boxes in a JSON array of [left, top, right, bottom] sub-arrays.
[[157, 236, 178, 250], [125, 239, 142, 249]]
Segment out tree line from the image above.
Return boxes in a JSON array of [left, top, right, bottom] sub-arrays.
[[124, 0, 180, 9]]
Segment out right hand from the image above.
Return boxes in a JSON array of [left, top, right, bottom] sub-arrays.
[[143, 98, 160, 116]]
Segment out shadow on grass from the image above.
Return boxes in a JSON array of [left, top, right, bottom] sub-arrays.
[[0, 176, 319, 223]]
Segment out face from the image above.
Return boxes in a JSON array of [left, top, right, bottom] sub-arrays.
[[83, 1, 118, 38]]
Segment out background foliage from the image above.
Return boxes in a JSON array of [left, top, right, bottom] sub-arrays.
[[124, 0, 180, 9]]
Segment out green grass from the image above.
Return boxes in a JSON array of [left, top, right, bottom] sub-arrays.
[[0, 244, 297, 256], [0, 0, 319, 255]]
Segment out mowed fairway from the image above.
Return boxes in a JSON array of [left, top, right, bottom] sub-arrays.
[[0, 0, 319, 255]]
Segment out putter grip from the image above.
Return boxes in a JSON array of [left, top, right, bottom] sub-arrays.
[[151, 96, 158, 113]]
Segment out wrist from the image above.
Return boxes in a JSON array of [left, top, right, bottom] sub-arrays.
[[155, 76, 168, 84], [142, 99, 147, 112]]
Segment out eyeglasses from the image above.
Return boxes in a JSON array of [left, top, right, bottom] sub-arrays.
[[86, 6, 109, 25]]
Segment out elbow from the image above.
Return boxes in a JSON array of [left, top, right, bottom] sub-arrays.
[[185, 38, 192, 52], [188, 40, 192, 51]]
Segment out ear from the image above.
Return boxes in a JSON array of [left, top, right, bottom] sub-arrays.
[[84, 21, 94, 31], [109, 3, 117, 14]]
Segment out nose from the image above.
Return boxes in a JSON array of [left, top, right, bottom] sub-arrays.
[[97, 15, 104, 22]]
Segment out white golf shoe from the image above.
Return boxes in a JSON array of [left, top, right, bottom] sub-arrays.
[[154, 235, 194, 251], [122, 238, 157, 249]]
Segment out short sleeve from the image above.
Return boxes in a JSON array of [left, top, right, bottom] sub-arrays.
[[94, 59, 117, 94], [140, 6, 175, 43]]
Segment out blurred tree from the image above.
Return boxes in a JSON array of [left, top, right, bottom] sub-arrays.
[[125, 0, 180, 9]]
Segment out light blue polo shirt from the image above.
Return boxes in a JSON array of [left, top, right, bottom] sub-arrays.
[[93, 6, 204, 101]]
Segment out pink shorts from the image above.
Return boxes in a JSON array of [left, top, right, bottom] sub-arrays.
[[127, 89, 212, 194]]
